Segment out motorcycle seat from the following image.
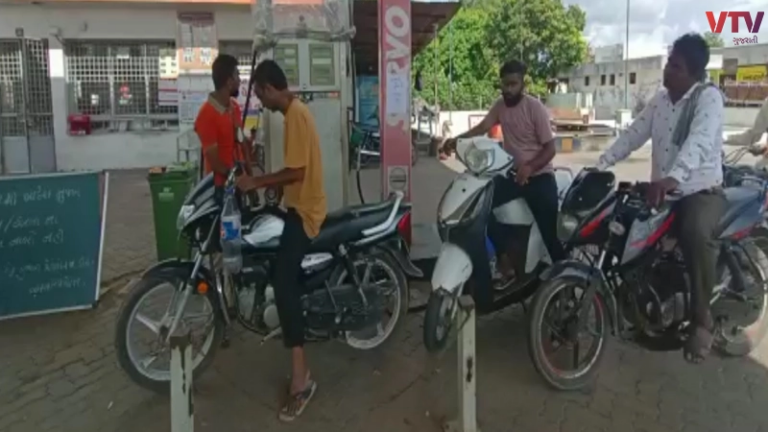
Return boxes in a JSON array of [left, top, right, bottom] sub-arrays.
[[716, 186, 762, 233], [310, 201, 395, 251]]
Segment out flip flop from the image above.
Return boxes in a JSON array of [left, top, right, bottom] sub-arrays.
[[683, 326, 714, 364], [278, 378, 317, 422]]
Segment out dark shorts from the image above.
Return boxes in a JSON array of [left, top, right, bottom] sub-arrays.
[[273, 208, 312, 348]]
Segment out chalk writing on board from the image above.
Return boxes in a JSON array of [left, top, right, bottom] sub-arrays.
[[29, 277, 84, 296], [1, 184, 96, 293], [0, 187, 81, 207], [0, 171, 106, 320]]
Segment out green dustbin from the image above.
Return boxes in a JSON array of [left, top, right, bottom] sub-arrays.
[[148, 163, 197, 261]]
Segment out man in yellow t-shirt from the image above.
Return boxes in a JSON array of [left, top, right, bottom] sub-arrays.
[[236, 60, 326, 422]]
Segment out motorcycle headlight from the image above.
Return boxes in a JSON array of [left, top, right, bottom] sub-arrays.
[[558, 213, 580, 241], [177, 204, 195, 230], [463, 144, 495, 174]]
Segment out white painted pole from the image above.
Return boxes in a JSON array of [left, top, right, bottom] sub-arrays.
[[170, 331, 194, 432], [624, 0, 630, 109], [445, 295, 479, 432]]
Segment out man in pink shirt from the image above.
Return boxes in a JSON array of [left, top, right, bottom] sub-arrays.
[[442, 60, 564, 277]]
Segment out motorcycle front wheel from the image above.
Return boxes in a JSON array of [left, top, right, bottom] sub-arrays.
[[114, 275, 225, 394], [713, 238, 768, 356], [527, 276, 608, 391], [423, 288, 461, 353]]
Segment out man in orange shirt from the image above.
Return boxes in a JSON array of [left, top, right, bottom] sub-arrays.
[[194, 54, 252, 201], [236, 60, 326, 421]]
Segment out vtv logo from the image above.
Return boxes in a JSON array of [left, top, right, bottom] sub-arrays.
[[706, 11, 764, 33]]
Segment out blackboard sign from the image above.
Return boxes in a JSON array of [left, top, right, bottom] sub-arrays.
[[0, 172, 109, 320]]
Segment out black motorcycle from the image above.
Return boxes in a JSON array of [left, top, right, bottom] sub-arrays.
[[528, 169, 768, 390], [115, 168, 421, 393]]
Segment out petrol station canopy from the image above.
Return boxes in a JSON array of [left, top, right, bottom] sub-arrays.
[[248, 0, 461, 72], [352, 0, 460, 73]]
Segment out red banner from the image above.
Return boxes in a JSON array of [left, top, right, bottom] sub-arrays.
[[378, 0, 412, 203]]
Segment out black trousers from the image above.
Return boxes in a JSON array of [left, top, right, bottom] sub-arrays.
[[273, 208, 311, 348], [675, 188, 726, 329], [488, 173, 566, 263]]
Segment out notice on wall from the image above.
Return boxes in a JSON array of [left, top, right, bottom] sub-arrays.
[[177, 75, 213, 124], [158, 79, 178, 107], [179, 91, 208, 124], [177, 12, 219, 74], [385, 72, 409, 116]]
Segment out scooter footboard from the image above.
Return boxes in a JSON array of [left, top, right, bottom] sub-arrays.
[[431, 243, 473, 294]]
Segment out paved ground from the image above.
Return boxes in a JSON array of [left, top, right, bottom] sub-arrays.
[[3, 150, 768, 432]]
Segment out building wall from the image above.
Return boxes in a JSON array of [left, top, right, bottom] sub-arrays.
[[0, 2, 252, 171], [712, 43, 768, 66], [560, 56, 665, 119]]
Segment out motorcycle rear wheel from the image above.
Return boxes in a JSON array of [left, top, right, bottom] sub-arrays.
[[331, 252, 410, 350]]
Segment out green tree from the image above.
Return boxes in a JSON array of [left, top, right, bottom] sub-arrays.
[[412, 0, 588, 110], [703, 31, 724, 48], [412, 6, 498, 111]]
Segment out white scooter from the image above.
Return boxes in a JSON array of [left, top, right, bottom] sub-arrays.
[[423, 137, 573, 352]]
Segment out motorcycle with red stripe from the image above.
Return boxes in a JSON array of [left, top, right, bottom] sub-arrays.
[[527, 168, 768, 391]]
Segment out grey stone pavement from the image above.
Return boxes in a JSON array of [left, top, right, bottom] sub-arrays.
[[4, 149, 768, 432]]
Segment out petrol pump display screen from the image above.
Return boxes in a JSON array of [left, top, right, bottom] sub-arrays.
[[274, 45, 299, 87], [309, 44, 335, 87]]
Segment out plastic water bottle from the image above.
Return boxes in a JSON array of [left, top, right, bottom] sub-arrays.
[[486, 235, 501, 279], [220, 186, 243, 273], [485, 235, 496, 258]]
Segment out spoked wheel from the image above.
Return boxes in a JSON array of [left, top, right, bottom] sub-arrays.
[[713, 239, 768, 356], [115, 276, 224, 394], [528, 276, 608, 391], [332, 252, 409, 350], [423, 288, 461, 353]]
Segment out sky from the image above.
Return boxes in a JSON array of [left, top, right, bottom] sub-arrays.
[[567, 0, 768, 58]]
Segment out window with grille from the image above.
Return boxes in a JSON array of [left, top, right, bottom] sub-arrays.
[[64, 40, 178, 132], [218, 41, 254, 71]]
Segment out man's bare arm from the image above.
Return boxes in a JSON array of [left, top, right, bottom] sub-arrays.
[[456, 114, 496, 140], [240, 167, 305, 191], [203, 145, 231, 176], [526, 140, 556, 172]]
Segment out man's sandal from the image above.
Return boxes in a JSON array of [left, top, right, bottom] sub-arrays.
[[278, 379, 317, 422]]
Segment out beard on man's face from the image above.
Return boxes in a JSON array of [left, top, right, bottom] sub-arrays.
[[502, 92, 523, 107], [230, 87, 240, 98]]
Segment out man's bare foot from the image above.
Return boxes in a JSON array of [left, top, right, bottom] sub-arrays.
[[280, 371, 317, 422]]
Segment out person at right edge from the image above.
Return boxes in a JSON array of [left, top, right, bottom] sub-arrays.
[[441, 60, 566, 281], [596, 33, 725, 364], [724, 94, 768, 161], [235, 60, 327, 421]]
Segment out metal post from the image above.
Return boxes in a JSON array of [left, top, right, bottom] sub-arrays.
[[170, 331, 194, 432], [519, 0, 524, 60], [448, 20, 453, 123], [623, 0, 630, 109], [444, 295, 479, 432], [433, 24, 439, 110]]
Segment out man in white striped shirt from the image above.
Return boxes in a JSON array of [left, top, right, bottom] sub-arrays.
[[597, 33, 726, 363]]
